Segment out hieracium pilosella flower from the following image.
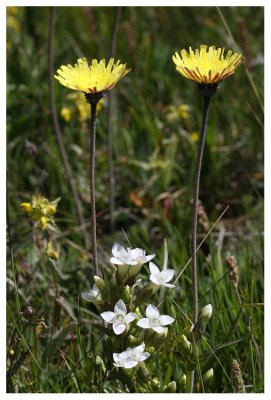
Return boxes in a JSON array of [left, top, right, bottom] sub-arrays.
[[172, 45, 243, 86], [172, 45, 243, 392], [54, 57, 130, 95], [55, 57, 130, 277]]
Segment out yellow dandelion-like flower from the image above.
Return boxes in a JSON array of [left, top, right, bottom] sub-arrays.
[[172, 45, 243, 85], [54, 57, 130, 94]]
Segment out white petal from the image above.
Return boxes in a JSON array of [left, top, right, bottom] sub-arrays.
[[146, 304, 160, 319], [161, 269, 175, 282], [159, 315, 175, 326], [114, 299, 127, 315], [141, 352, 150, 361], [127, 260, 139, 266], [123, 360, 138, 369], [110, 257, 124, 265], [130, 248, 143, 259], [113, 353, 120, 363], [149, 261, 160, 275], [113, 323, 126, 335], [81, 292, 93, 302], [146, 254, 156, 262], [137, 318, 151, 329], [100, 311, 115, 323], [152, 326, 165, 334], [112, 243, 123, 257], [163, 282, 176, 288], [149, 275, 161, 285], [134, 343, 145, 354], [125, 312, 138, 324]]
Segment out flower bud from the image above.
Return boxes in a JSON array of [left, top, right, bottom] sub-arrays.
[[151, 377, 161, 391], [122, 285, 131, 303], [95, 355, 106, 373], [94, 276, 106, 293], [40, 216, 48, 230], [47, 242, 59, 260], [179, 374, 186, 388], [178, 334, 192, 354], [203, 368, 214, 383], [193, 304, 212, 341], [127, 335, 139, 346], [165, 381, 176, 393], [20, 202, 32, 213]]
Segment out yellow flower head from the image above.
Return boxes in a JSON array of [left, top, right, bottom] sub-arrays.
[[54, 57, 130, 94], [172, 45, 243, 85]]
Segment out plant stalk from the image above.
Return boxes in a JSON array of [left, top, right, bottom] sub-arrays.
[[90, 101, 98, 276], [190, 83, 217, 391]]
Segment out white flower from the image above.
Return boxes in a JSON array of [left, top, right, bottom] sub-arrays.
[[149, 262, 175, 288], [137, 304, 175, 333], [81, 284, 100, 302], [113, 343, 150, 369], [100, 299, 138, 335], [110, 243, 155, 266]]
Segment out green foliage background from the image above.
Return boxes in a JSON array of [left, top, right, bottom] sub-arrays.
[[7, 6, 264, 393]]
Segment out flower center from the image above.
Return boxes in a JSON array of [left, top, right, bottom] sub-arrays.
[[150, 317, 160, 327], [116, 314, 125, 322]]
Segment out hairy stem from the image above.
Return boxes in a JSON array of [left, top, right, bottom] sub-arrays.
[[191, 94, 211, 325], [89, 99, 99, 276], [190, 85, 216, 392]]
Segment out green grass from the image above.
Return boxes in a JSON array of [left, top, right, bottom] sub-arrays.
[[7, 6, 263, 393]]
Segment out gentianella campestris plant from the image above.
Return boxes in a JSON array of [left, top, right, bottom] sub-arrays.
[[55, 58, 130, 276], [172, 44, 243, 392]]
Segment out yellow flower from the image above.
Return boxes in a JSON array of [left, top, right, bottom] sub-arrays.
[[61, 107, 71, 122], [20, 203, 33, 213], [172, 45, 243, 84], [54, 57, 130, 94], [20, 194, 59, 232], [40, 216, 48, 230], [178, 104, 189, 119]]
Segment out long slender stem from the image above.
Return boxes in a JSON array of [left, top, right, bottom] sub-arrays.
[[191, 94, 211, 325], [190, 91, 212, 392], [48, 7, 89, 248], [89, 100, 98, 276]]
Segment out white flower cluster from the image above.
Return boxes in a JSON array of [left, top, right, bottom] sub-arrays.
[[81, 243, 176, 369]]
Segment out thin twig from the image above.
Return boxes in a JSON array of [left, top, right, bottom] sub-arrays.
[[107, 7, 122, 233], [48, 7, 89, 248]]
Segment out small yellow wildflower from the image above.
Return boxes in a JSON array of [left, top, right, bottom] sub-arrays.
[[178, 104, 189, 119], [172, 45, 243, 84], [55, 57, 130, 94], [191, 131, 199, 142], [20, 194, 59, 232], [20, 203, 33, 213], [61, 107, 71, 122], [40, 216, 48, 230]]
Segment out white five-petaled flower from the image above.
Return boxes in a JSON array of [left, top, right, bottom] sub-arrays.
[[137, 304, 175, 333], [113, 343, 150, 369], [110, 243, 155, 266], [149, 262, 175, 288], [81, 284, 100, 302], [100, 299, 138, 335]]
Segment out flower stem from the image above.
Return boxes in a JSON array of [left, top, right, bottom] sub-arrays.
[[89, 98, 99, 276], [190, 83, 217, 392], [191, 93, 211, 325]]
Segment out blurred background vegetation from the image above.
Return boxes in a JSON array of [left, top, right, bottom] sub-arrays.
[[7, 6, 263, 393]]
